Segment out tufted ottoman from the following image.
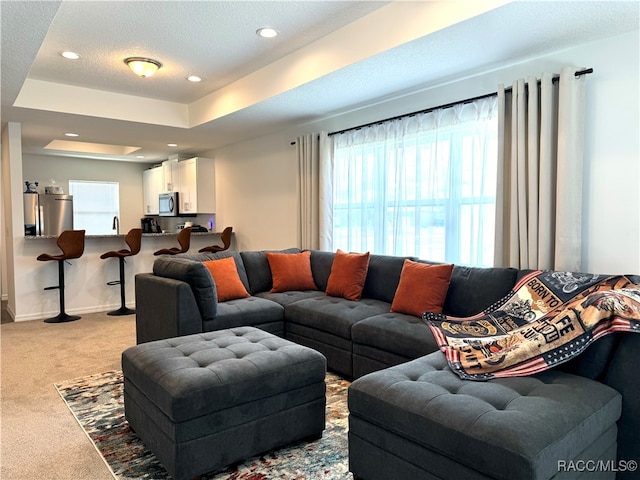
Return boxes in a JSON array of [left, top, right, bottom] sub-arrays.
[[348, 352, 622, 480], [122, 326, 327, 480]]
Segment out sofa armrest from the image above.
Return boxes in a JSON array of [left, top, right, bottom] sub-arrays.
[[135, 273, 204, 344]]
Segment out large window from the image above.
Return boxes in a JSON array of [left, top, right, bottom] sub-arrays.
[[331, 96, 497, 266], [69, 180, 120, 235]]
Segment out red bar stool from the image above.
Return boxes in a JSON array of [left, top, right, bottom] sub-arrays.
[[36, 229, 86, 323], [100, 228, 142, 316], [198, 226, 233, 253], [154, 227, 191, 256]]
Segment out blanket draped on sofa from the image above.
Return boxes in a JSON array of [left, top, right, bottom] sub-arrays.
[[423, 271, 640, 380]]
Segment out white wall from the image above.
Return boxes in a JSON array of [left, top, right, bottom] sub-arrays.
[[207, 30, 640, 275], [207, 133, 299, 251], [22, 154, 148, 233]]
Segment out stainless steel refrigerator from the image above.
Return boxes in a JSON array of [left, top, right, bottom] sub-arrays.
[[24, 193, 74, 236]]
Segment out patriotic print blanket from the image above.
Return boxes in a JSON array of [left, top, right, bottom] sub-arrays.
[[423, 271, 640, 380]]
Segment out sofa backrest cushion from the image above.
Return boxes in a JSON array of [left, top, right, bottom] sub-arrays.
[[443, 265, 518, 317], [363, 254, 417, 303], [153, 256, 218, 321], [240, 248, 301, 294], [308, 251, 414, 303], [309, 250, 335, 291]]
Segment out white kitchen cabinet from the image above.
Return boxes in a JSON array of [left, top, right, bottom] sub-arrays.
[[162, 159, 179, 192], [142, 166, 163, 215], [177, 157, 215, 214]]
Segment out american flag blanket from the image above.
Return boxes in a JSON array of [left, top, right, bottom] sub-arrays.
[[423, 271, 640, 380]]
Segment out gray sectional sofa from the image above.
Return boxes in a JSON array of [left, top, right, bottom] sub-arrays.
[[134, 248, 639, 480]]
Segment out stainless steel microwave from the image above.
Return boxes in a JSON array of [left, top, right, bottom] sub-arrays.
[[159, 192, 179, 216]]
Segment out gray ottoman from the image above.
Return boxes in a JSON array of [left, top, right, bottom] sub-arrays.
[[349, 353, 622, 480], [122, 326, 327, 480]]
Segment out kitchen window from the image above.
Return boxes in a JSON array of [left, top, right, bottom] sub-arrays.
[[69, 180, 120, 235]]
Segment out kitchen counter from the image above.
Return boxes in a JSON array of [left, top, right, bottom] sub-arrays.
[[24, 231, 219, 240], [16, 229, 233, 322]]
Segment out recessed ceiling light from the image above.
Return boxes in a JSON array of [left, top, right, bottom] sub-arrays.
[[167, 143, 178, 147], [64, 132, 79, 137], [187, 75, 202, 82], [61, 51, 80, 60], [256, 27, 278, 38]]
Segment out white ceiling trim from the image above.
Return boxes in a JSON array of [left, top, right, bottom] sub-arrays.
[[14, 79, 190, 127], [14, 0, 511, 131], [44, 139, 141, 156]]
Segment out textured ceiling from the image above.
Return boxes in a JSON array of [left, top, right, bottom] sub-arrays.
[[1, 1, 638, 163], [27, 1, 386, 103]]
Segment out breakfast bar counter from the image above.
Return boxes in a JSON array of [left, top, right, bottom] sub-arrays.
[[15, 230, 231, 322], [24, 231, 219, 240]]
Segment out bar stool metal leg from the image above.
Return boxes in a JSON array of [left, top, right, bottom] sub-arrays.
[[106, 257, 135, 316], [44, 259, 81, 323]]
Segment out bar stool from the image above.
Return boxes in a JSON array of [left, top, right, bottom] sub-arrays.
[[36, 229, 86, 323], [199, 226, 233, 253], [154, 227, 191, 256], [100, 228, 142, 316]]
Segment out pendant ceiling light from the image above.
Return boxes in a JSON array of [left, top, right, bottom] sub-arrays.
[[124, 57, 162, 78]]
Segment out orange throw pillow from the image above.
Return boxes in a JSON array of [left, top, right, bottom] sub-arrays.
[[325, 249, 370, 301], [266, 251, 318, 292], [390, 260, 454, 317], [202, 257, 250, 302]]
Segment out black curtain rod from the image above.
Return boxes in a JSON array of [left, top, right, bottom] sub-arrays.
[[327, 68, 593, 137]]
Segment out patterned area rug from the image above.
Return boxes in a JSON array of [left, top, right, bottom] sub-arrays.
[[55, 371, 352, 479]]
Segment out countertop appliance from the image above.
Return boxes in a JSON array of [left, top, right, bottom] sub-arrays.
[[24, 193, 74, 236], [159, 192, 179, 216], [141, 217, 161, 233]]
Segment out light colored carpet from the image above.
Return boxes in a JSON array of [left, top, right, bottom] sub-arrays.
[[1, 311, 137, 480]]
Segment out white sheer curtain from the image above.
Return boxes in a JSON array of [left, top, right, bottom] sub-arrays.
[[329, 96, 498, 266], [494, 66, 586, 271], [297, 132, 330, 250]]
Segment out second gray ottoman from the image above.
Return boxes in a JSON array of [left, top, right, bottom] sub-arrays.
[[122, 326, 327, 480]]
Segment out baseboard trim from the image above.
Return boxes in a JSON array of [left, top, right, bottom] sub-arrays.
[[12, 303, 135, 322]]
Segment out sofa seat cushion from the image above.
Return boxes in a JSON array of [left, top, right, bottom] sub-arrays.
[[349, 353, 622, 480], [202, 296, 284, 332], [351, 313, 439, 360], [285, 296, 391, 339], [256, 290, 326, 307]]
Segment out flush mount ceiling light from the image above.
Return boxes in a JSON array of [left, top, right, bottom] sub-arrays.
[[124, 57, 162, 78], [187, 75, 202, 82], [256, 27, 278, 38]]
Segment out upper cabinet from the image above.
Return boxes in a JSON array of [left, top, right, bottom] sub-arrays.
[[177, 157, 215, 214], [142, 157, 215, 215], [162, 159, 179, 192], [142, 166, 163, 215]]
